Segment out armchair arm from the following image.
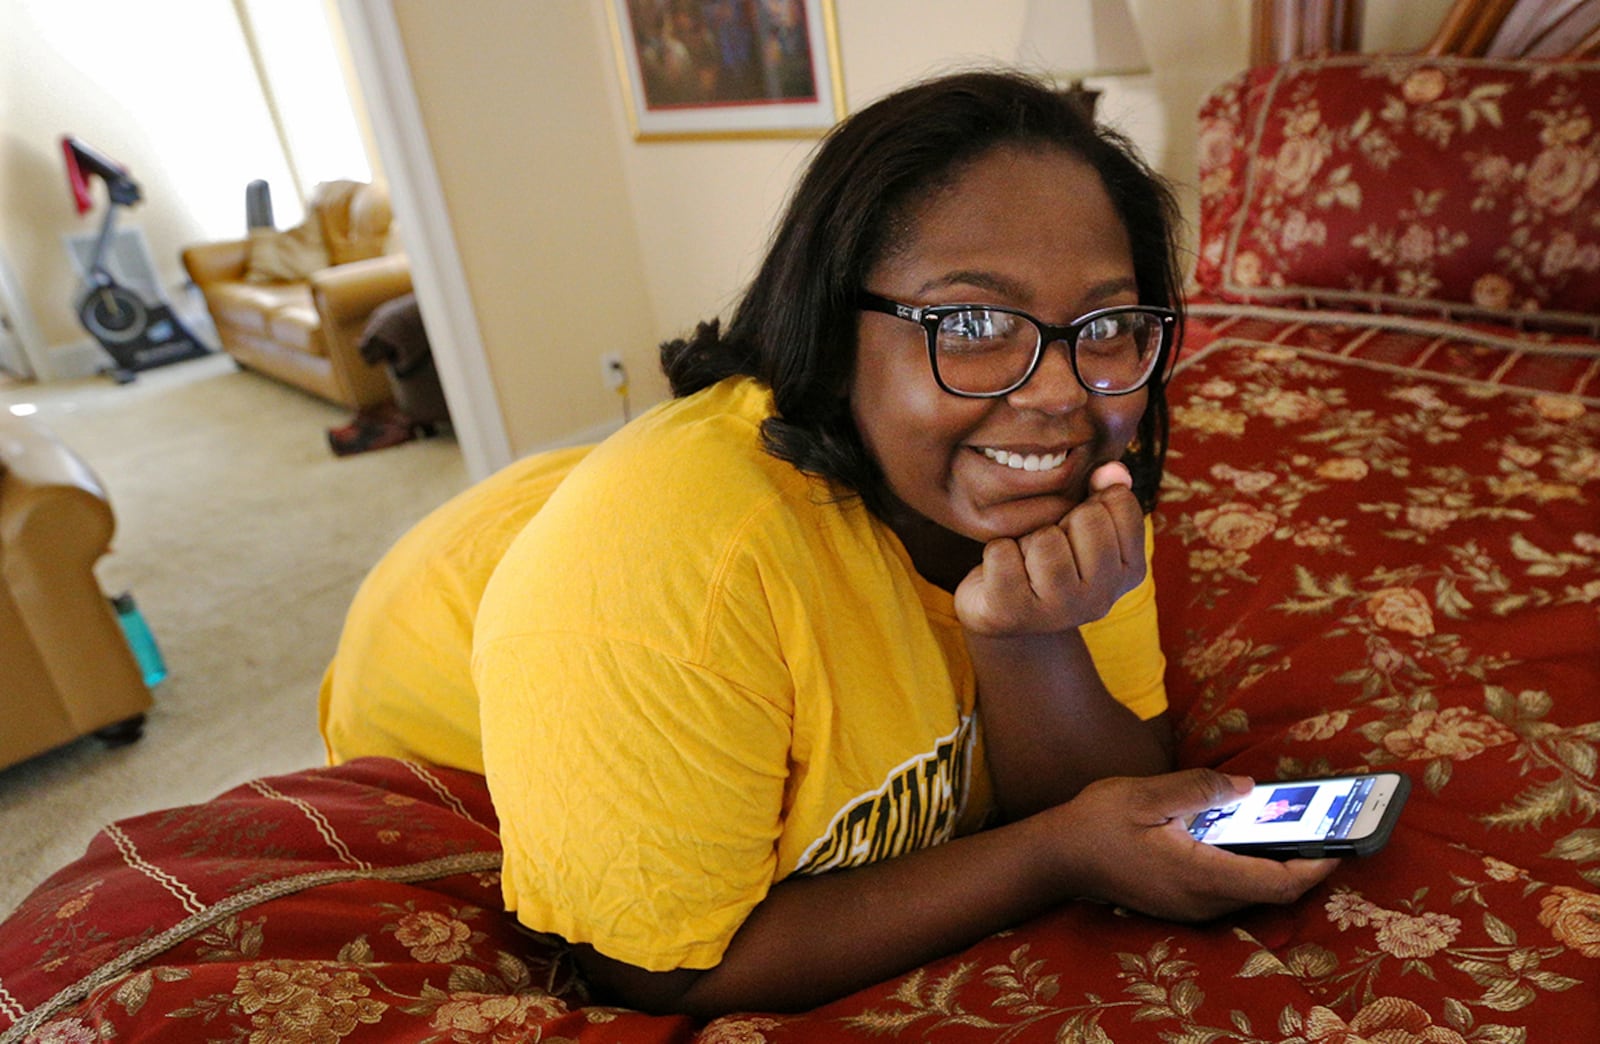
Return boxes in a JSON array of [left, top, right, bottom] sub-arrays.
[[180, 238, 251, 287], [0, 415, 112, 557], [0, 415, 150, 735], [312, 253, 412, 324], [312, 254, 414, 410]]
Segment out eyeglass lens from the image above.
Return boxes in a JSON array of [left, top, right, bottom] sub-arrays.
[[934, 308, 1162, 395]]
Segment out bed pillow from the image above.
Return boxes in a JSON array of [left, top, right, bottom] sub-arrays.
[[1193, 56, 1600, 328]]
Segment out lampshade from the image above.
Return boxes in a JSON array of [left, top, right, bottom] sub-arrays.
[[1018, 0, 1151, 83]]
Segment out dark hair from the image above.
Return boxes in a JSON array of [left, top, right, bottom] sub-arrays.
[[659, 69, 1184, 514]]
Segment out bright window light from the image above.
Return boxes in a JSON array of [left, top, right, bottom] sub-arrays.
[[240, 0, 372, 195]]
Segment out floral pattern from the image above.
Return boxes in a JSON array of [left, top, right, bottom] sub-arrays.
[[1193, 56, 1600, 327], [0, 325, 1596, 1041]]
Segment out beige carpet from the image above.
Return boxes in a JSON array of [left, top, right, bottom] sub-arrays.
[[0, 353, 469, 916]]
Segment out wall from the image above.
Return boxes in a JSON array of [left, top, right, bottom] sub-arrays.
[[389, 0, 1454, 461]]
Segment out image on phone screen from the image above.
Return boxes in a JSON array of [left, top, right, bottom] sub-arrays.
[[1186, 772, 1409, 857]]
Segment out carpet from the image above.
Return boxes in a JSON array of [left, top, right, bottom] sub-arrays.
[[0, 354, 468, 916]]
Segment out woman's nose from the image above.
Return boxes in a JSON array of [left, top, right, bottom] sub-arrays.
[[1005, 340, 1088, 414]]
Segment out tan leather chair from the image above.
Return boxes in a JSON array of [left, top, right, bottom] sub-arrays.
[[0, 413, 151, 771], [182, 180, 409, 411]]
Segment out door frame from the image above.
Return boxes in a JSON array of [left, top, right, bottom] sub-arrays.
[[0, 245, 50, 381], [336, 0, 511, 482]]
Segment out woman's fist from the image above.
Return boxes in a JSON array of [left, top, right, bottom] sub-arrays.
[[955, 462, 1146, 636]]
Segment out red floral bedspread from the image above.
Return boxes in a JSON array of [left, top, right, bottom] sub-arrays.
[[2, 314, 1596, 1043]]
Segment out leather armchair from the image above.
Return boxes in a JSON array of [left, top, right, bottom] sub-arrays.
[[182, 181, 409, 411], [0, 414, 151, 771]]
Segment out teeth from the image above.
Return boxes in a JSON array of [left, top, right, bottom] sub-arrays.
[[981, 447, 1068, 472]]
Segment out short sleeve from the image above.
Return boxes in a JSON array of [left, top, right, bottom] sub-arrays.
[[1079, 518, 1168, 721], [476, 631, 792, 972]]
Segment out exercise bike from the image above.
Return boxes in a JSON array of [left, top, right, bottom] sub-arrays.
[[62, 136, 209, 383]]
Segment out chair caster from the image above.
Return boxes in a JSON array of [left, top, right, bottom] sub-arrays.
[[95, 714, 146, 748]]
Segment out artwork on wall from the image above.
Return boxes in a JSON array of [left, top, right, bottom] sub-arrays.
[[605, 0, 845, 140]]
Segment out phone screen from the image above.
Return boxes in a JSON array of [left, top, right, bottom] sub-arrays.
[[1187, 774, 1395, 848]]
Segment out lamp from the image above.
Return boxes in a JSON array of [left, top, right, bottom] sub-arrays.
[[1017, 0, 1151, 120]]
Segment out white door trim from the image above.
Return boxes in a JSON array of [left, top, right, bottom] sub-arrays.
[[335, 0, 511, 481], [0, 245, 49, 380]]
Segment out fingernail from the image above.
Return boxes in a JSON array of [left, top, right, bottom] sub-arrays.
[[1090, 461, 1133, 491]]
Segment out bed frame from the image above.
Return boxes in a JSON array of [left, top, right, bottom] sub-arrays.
[[1251, 0, 1600, 64]]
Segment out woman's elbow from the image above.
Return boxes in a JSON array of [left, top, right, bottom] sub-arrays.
[[571, 944, 707, 1016]]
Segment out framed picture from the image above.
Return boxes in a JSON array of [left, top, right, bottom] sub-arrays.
[[605, 0, 845, 141]]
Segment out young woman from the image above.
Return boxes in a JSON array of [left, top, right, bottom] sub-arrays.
[[322, 69, 1335, 1018]]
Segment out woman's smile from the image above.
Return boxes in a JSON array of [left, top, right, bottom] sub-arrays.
[[966, 439, 1090, 503], [978, 445, 1071, 473]]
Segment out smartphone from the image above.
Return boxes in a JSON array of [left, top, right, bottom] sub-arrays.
[[1185, 772, 1410, 859]]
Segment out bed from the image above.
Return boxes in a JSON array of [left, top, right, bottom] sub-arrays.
[[3, 7, 1596, 1044]]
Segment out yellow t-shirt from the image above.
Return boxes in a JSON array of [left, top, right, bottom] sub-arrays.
[[319, 444, 593, 773], [471, 377, 1168, 973]]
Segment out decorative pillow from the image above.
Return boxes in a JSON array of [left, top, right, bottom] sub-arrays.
[[1193, 65, 1275, 296], [1193, 56, 1600, 328], [244, 219, 329, 283]]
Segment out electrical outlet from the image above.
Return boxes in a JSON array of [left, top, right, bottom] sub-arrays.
[[601, 352, 627, 390]]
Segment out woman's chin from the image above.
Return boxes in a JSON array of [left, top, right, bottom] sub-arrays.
[[963, 494, 1074, 543]]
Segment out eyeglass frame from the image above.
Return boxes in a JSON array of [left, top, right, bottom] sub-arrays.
[[857, 291, 1178, 399]]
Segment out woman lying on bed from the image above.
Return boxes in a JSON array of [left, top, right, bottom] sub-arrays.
[[319, 69, 1336, 1018]]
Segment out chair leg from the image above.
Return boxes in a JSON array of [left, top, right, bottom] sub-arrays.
[[95, 714, 146, 748]]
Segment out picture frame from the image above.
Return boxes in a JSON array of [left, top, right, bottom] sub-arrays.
[[605, 0, 845, 141]]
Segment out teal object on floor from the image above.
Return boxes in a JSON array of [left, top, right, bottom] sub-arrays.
[[112, 592, 167, 687]]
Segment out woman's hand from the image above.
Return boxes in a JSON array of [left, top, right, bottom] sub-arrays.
[[954, 462, 1147, 637], [1039, 768, 1339, 922]]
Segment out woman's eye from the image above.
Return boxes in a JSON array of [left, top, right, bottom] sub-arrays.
[[945, 310, 1009, 340], [1084, 315, 1126, 340]]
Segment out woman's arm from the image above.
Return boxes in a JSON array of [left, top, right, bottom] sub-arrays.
[[576, 769, 1336, 1017], [968, 628, 1171, 818], [958, 464, 1171, 818]]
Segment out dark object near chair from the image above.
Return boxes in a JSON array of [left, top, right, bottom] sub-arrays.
[[360, 293, 449, 427], [326, 294, 450, 456], [94, 715, 146, 748]]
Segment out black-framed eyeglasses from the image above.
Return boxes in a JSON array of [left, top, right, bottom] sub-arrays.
[[858, 291, 1177, 398]]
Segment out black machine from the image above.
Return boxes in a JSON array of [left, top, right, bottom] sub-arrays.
[[61, 136, 209, 382]]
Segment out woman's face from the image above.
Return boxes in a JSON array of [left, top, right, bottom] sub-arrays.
[[851, 145, 1149, 550]]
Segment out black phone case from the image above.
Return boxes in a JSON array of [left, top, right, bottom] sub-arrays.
[[1214, 773, 1412, 860]]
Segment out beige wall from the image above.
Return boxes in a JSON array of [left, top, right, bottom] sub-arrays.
[[389, 0, 1453, 459], [389, 1, 657, 454]]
